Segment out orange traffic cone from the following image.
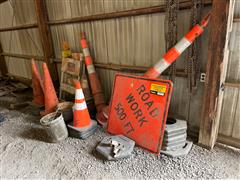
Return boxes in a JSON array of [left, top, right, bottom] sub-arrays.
[[41, 63, 59, 115], [73, 80, 91, 128], [31, 59, 44, 106], [80, 32, 107, 126]]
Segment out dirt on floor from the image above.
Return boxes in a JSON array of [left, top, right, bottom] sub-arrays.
[[0, 106, 240, 179]]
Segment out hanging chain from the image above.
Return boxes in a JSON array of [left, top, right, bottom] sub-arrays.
[[165, 0, 179, 81], [186, 0, 202, 93]]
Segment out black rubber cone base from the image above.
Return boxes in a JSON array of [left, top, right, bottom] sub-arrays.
[[67, 120, 98, 139]]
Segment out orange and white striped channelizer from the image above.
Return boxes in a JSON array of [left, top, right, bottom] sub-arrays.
[[80, 33, 96, 75], [80, 32, 106, 113], [73, 80, 91, 128], [144, 12, 211, 79]]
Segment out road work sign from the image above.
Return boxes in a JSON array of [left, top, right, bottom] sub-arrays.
[[107, 74, 173, 154]]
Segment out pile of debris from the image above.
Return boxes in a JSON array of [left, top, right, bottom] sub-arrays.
[[0, 76, 30, 109]]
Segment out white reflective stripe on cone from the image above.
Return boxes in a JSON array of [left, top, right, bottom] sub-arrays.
[[154, 59, 171, 74], [174, 37, 191, 54], [83, 48, 90, 57], [87, 64, 96, 74], [75, 89, 84, 100], [74, 102, 87, 110]]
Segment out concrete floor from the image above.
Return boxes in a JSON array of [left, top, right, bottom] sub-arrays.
[[0, 106, 240, 179]]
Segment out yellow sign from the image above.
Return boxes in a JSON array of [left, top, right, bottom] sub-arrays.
[[150, 84, 166, 96], [62, 50, 72, 58]]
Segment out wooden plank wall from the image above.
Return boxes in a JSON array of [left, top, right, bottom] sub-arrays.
[[218, 9, 240, 148]]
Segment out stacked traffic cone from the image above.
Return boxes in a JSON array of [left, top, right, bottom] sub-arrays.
[[80, 32, 107, 126], [31, 59, 44, 106], [67, 80, 98, 139], [41, 63, 59, 116]]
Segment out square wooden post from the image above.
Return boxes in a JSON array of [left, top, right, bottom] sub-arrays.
[[34, 0, 59, 84], [198, 0, 230, 149]]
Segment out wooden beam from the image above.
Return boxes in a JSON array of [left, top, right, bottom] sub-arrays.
[[48, 0, 212, 26], [198, 0, 230, 149], [53, 59, 188, 77], [94, 63, 188, 77], [1, 52, 44, 61], [0, 52, 192, 77], [233, 18, 240, 22], [0, 43, 8, 75], [186, 126, 240, 149], [34, 0, 58, 83], [0, 23, 38, 32], [217, 134, 240, 149], [224, 82, 240, 89]]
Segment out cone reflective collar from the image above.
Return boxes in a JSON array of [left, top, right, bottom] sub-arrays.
[[80, 34, 96, 75], [73, 80, 91, 128], [144, 12, 211, 78]]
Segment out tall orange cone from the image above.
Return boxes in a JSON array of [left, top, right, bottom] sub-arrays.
[[73, 80, 91, 128], [31, 59, 44, 106], [41, 63, 59, 115], [80, 32, 107, 126]]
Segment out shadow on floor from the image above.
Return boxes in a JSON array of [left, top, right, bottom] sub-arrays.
[[19, 127, 50, 143]]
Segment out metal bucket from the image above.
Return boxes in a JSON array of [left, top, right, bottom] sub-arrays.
[[40, 112, 68, 143], [57, 102, 73, 124]]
